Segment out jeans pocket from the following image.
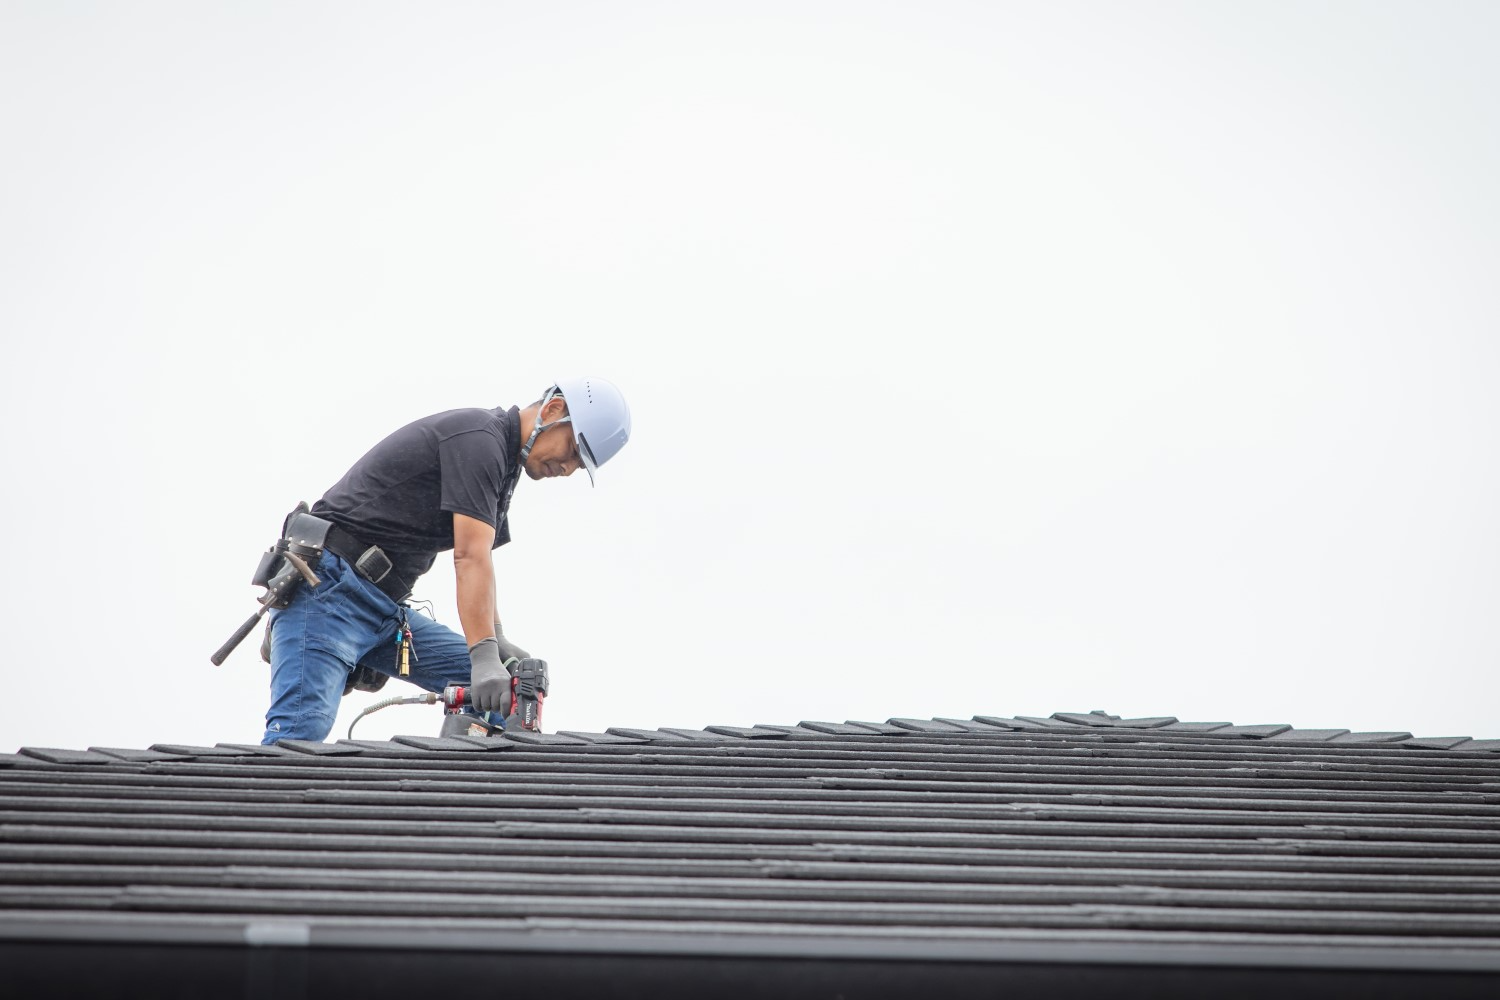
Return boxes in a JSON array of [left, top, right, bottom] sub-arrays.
[[308, 554, 355, 603]]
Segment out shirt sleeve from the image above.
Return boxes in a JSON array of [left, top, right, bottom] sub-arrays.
[[437, 429, 506, 531]]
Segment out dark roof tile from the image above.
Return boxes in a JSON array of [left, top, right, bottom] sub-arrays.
[[498, 731, 589, 746], [1262, 729, 1353, 742], [886, 718, 970, 733], [148, 743, 258, 757], [5, 707, 1500, 984], [214, 743, 301, 755], [660, 728, 735, 742], [1013, 716, 1084, 729], [968, 716, 1038, 730], [1329, 732, 1414, 744], [755, 724, 849, 738], [1216, 724, 1294, 738], [927, 718, 1001, 733], [274, 740, 369, 755], [704, 726, 791, 739], [88, 747, 182, 762], [845, 721, 912, 735], [797, 722, 877, 736], [605, 728, 702, 742], [557, 731, 650, 745], [19, 748, 118, 765], [1051, 711, 1119, 727], [339, 740, 439, 757], [389, 737, 493, 752], [1402, 737, 1475, 750], [1052, 712, 1180, 729]]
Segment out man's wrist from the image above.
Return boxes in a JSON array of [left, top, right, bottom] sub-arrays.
[[469, 636, 502, 665]]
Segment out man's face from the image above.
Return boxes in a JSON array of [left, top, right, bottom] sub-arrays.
[[524, 401, 583, 480]]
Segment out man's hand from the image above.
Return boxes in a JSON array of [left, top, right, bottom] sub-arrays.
[[468, 637, 512, 715], [493, 627, 530, 663]]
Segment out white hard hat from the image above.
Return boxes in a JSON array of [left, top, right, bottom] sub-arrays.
[[554, 376, 631, 485]]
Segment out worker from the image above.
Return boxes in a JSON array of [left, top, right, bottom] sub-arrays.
[[258, 378, 631, 744]]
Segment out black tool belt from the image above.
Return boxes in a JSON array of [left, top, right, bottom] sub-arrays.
[[324, 524, 414, 604]]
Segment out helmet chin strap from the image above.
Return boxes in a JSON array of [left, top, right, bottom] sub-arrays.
[[496, 387, 571, 530], [519, 386, 572, 466], [504, 386, 572, 519]]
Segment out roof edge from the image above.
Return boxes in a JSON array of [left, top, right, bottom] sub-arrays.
[[1, 915, 1497, 975]]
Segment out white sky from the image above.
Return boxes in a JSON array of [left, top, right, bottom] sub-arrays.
[[2, 1, 1496, 750]]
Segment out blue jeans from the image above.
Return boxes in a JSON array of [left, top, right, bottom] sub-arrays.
[[262, 550, 477, 743]]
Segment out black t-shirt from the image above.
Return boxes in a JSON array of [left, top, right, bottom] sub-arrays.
[[312, 406, 522, 585]]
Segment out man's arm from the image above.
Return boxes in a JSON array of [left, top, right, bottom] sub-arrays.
[[452, 513, 498, 648], [455, 512, 518, 715]]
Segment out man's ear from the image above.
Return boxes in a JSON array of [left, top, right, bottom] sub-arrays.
[[545, 396, 570, 422]]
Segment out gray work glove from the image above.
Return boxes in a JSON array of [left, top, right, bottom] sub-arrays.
[[493, 626, 530, 663], [468, 637, 513, 715]]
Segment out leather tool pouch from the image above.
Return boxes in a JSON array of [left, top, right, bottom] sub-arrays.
[[252, 503, 334, 609], [343, 664, 390, 696], [251, 548, 283, 588], [284, 508, 333, 560]]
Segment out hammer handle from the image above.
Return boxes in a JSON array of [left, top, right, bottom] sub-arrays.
[[211, 608, 266, 666]]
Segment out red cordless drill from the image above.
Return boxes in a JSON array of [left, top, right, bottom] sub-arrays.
[[442, 657, 549, 733]]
